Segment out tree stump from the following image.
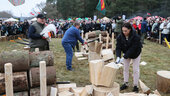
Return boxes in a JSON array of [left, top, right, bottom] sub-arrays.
[[0, 51, 29, 73], [29, 66, 56, 88], [29, 51, 54, 67], [0, 72, 28, 94], [93, 82, 119, 96], [156, 70, 170, 93]]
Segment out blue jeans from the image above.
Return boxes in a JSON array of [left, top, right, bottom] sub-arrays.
[[62, 42, 73, 70]]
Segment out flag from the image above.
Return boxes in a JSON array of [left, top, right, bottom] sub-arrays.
[[8, 0, 25, 6], [96, 0, 106, 15], [30, 12, 35, 16], [147, 13, 151, 16]]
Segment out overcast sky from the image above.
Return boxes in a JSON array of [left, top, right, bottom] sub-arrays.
[[0, 0, 46, 17]]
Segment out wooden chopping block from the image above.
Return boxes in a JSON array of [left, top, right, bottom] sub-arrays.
[[156, 70, 170, 93], [93, 82, 120, 96], [89, 59, 104, 85], [98, 62, 119, 87]]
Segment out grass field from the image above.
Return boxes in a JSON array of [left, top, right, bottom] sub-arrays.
[[0, 38, 170, 96]]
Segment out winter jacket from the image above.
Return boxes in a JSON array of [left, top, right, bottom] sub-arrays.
[[116, 31, 142, 59]]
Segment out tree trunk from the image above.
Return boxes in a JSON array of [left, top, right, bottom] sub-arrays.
[[0, 51, 29, 73], [0, 72, 28, 94], [29, 51, 54, 67], [156, 70, 170, 93], [88, 31, 107, 39], [93, 82, 119, 96], [29, 66, 56, 88]]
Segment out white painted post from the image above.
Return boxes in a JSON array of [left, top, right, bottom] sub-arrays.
[[112, 33, 115, 51], [50, 87, 58, 96], [40, 61, 47, 96], [99, 34, 102, 43], [5, 63, 14, 96], [35, 48, 39, 52], [106, 33, 109, 49]]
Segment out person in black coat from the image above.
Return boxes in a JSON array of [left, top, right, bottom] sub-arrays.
[[115, 22, 142, 93]]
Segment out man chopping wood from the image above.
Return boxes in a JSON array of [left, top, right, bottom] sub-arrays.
[[28, 14, 49, 52], [62, 22, 87, 71]]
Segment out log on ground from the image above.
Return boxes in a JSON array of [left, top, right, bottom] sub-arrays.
[[0, 51, 29, 73], [0, 72, 28, 94], [29, 51, 54, 67], [29, 66, 56, 88]]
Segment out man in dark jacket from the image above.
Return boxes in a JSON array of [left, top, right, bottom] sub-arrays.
[[116, 23, 142, 93], [62, 22, 86, 71], [28, 14, 49, 52], [141, 18, 148, 44]]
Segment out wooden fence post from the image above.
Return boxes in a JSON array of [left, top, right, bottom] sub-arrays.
[[5, 63, 14, 96], [40, 61, 47, 96], [112, 33, 115, 51]]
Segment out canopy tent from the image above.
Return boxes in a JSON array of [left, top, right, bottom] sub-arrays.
[[4, 18, 19, 22], [102, 17, 110, 21], [8, 0, 25, 6], [132, 16, 143, 20], [67, 18, 72, 21], [30, 18, 37, 22]]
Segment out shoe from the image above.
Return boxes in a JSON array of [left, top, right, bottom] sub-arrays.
[[120, 83, 128, 91], [67, 68, 74, 71], [132, 86, 139, 93]]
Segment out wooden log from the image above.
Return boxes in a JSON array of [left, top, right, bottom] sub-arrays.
[[156, 70, 170, 93], [1, 91, 28, 96], [0, 72, 28, 95], [112, 33, 114, 51], [1, 36, 7, 41], [102, 44, 112, 49], [88, 42, 95, 52], [29, 66, 56, 88], [139, 80, 150, 94], [30, 86, 53, 96], [58, 91, 74, 96], [106, 33, 109, 49], [98, 63, 119, 87], [5, 63, 13, 96], [80, 85, 93, 96], [95, 42, 103, 54], [93, 82, 119, 96], [88, 51, 101, 62], [0, 51, 29, 73], [70, 87, 84, 96], [29, 51, 54, 67], [57, 83, 77, 93], [40, 61, 47, 96], [89, 59, 104, 85], [101, 49, 114, 61]]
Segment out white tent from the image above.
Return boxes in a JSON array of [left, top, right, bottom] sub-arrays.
[[102, 17, 110, 21], [4, 18, 19, 22], [30, 18, 37, 21]]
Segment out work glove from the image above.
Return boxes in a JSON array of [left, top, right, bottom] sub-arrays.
[[116, 57, 124, 64], [115, 57, 120, 64]]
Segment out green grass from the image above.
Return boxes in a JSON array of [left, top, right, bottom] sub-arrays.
[[0, 39, 170, 96]]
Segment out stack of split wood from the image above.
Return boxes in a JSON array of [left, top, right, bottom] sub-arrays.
[[89, 59, 120, 96], [0, 49, 56, 96]]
